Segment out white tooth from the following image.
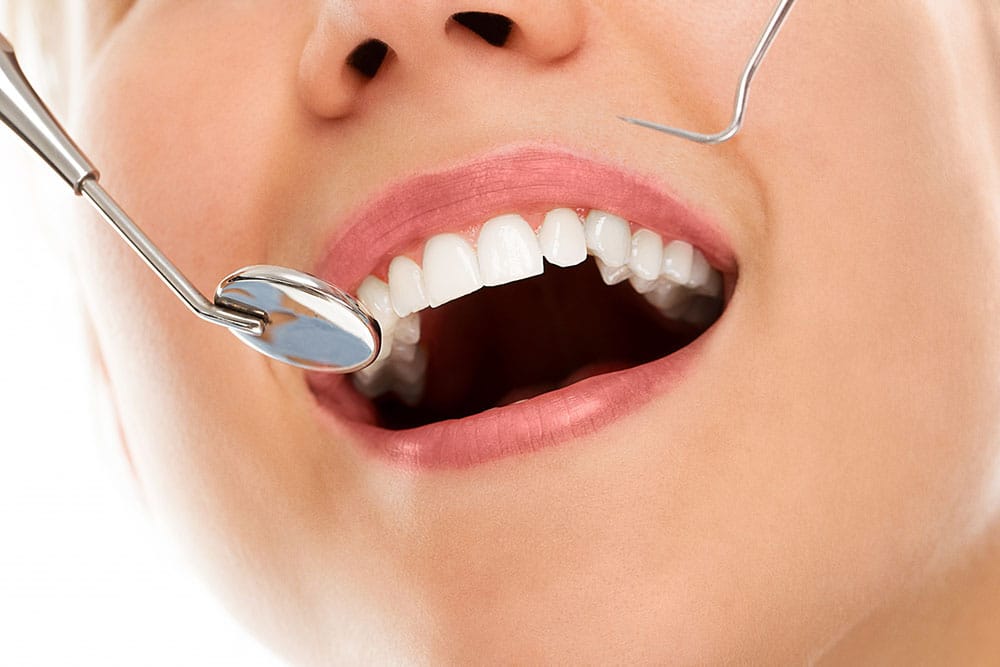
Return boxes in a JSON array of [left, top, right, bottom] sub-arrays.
[[694, 269, 723, 298], [644, 279, 688, 311], [422, 233, 483, 307], [584, 210, 631, 267], [391, 341, 419, 363], [686, 248, 712, 290], [352, 359, 393, 398], [595, 257, 631, 285], [388, 256, 429, 317], [661, 240, 694, 285], [395, 313, 421, 345], [628, 228, 664, 281], [628, 274, 658, 294], [477, 214, 544, 286], [390, 345, 428, 386], [661, 293, 694, 319], [538, 208, 587, 267], [357, 276, 398, 361]]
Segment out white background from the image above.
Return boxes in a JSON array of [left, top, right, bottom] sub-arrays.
[[0, 19, 285, 667]]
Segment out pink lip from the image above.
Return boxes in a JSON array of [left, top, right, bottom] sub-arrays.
[[308, 144, 736, 469]]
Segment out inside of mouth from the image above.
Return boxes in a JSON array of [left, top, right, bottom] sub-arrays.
[[368, 260, 719, 430]]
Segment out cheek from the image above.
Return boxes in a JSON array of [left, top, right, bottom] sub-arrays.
[[66, 3, 357, 600], [731, 0, 1000, 553]]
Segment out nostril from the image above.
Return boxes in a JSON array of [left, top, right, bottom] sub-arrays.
[[450, 12, 514, 47], [347, 39, 391, 79]]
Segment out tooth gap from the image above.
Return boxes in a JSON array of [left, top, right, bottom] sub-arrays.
[[347, 39, 391, 79], [450, 12, 514, 47]]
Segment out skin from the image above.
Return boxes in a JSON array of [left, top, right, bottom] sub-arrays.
[[56, 0, 1000, 663]]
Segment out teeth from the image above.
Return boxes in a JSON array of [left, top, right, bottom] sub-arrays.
[[389, 346, 428, 406], [357, 276, 399, 361], [352, 358, 393, 398], [595, 257, 631, 285], [644, 279, 689, 311], [694, 269, 723, 298], [395, 313, 421, 345], [388, 256, 429, 317], [584, 210, 631, 267], [628, 274, 658, 294], [538, 208, 588, 267], [351, 208, 728, 400], [477, 214, 544, 286], [686, 249, 712, 290], [422, 233, 483, 307], [391, 340, 420, 363], [661, 240, 694, 285], [628, 229, 664, 281]]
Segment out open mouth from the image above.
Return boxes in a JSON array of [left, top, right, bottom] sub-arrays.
[[347, 208, 725, 429], [306, 146, 736, 468]]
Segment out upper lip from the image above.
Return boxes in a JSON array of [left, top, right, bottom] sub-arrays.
[[313, 143, 738, 291]]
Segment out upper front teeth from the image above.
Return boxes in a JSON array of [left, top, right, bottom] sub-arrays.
[[422, 233, 482, 307], [351, 207, 726, 402], [477, 214, 544, 286], [538, 208, 588, 267]]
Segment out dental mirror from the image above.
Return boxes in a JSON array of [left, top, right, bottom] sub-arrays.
[[0, 32, 380, 372]]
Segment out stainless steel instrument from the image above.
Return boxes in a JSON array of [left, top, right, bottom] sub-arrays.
[[0, 33, 380, 373]]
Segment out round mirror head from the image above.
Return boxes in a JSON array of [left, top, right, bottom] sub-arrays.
[[215, 266, 380, 373]]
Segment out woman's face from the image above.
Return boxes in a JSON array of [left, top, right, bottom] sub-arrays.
[[71, 0, 1000, 663]]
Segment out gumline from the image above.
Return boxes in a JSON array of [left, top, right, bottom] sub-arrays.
[[357, 205, 722, 286]]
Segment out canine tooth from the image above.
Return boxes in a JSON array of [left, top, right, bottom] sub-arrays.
[[661, 240, 694, 285], [686, 248, 712, 289], [538, 208, 587, 267], [694, 269, 723, 298], [644, 279, 688, 311], [584, 210, 631, 267], [357, 276, 398, 361], [395, 313, 421, 345], [595, 257, 631, 285], [477, 214, 544, 286], [388, 256, 429, 317], [629, 229, 664, 281], [422, 233, 483, 307], [628, 274, 658, 294]]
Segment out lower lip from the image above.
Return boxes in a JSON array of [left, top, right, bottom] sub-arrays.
[[308, 322, 715, 470]]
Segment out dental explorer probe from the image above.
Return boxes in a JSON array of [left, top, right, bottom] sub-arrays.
[[0, 33, 380, 373], [619, 0, 798, 144]]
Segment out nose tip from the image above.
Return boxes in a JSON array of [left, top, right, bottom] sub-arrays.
[[297, 1, 587, 119]]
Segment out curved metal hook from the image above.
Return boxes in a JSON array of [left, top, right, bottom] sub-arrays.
[[619, 0, 799, 145]]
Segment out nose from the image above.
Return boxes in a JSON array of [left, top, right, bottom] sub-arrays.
[[297, 0, 587, 118]]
